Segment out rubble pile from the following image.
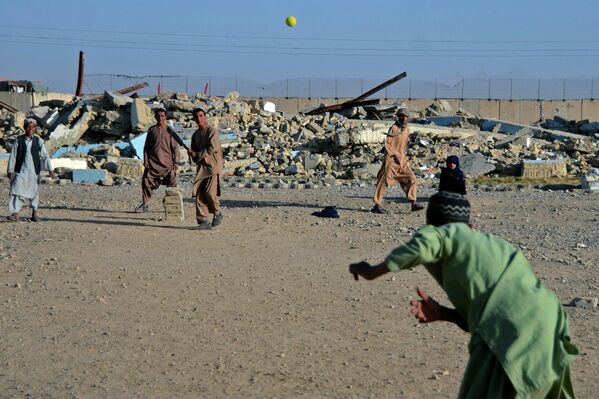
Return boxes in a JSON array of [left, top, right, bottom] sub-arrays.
[[0, 93, 597, 187], [542, 115, 599, 137]]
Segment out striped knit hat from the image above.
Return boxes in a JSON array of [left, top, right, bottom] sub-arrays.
[[426, 191, 470, 226]]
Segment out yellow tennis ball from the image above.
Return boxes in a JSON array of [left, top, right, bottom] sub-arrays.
[[286, 16, 297, 27]]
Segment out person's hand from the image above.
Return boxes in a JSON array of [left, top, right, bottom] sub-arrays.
[[187, 149, 197, 158], [410, 288, 442, 323], [8, 172, 15, 182], [349, 261, 371, 280]]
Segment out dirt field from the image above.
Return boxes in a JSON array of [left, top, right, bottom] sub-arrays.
[[0, 179, 597, 398]]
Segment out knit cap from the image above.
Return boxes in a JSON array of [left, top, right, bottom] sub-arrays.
[[426, 191, 470, 226]]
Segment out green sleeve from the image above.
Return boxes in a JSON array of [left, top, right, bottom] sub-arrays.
[[385, 225, 444, 272]]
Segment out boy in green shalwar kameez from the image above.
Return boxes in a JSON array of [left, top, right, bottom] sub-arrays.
[[350, 191, 577, 399]]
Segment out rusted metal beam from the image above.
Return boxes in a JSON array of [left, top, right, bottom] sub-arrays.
[[303, 72, 407, 116], [117, 82, 149, 95], [75, 51, 85, 97], [0, 99, 17, 113], [349, 72, 407, 103], [304, 98, 380, 115]]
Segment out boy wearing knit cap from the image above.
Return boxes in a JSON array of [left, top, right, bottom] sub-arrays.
[[350, 192, 577, 398]]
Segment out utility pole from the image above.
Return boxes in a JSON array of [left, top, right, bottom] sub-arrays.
[[75, 51, 84, 96]]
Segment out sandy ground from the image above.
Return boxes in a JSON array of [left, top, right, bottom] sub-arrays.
[[0, 179, 597, 398]]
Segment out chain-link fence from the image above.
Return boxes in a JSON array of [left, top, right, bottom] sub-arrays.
[[84, 74, 599, 100]]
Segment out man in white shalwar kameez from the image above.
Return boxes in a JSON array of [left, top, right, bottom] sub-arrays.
[[7, 118, 55, 222]]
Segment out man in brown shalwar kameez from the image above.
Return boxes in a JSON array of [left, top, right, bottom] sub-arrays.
[[188, 108, 224, 230], [372, 108, 424, 214], [136, 108, 180, 212]]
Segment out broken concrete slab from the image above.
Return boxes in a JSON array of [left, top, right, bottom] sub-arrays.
[[50, 158, 88, 170], [92, 109, 131, 136], [30, 106, 50, 121], [116, 158, 144, 177], [304, 153, 323, 170], [460, 153, 496, 177], [348, 163, 381, 179], [481, 118, 591, 142], [39, 99, 68, 108], [495, 128, 533, 149], [45, 108, 96, 153], [131, 98, 154, 133], [72, 169, 108, 184], [579, 122, 599, 134], [51, 142, 130, 158], [425, 99, 453, 116], [105, 91, 134, 107], [416, 116, 465, 127], [306, 121, 325, 136], [225, 101, 250, 115], [410, 123, 504, 140], [347, 125, 386, 145], [50, 100, 84, 130], [41, 110, 60, 128], [580, 168, 599, 191], [521, 159, 567, 178], [166, 99, 195, 112], [224, 158, 257, 175]]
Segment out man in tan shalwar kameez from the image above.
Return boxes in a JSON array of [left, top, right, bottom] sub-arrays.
[[136, 108, 180, 212], [372, 108, 424, 214], [188, 108, 224, 230]]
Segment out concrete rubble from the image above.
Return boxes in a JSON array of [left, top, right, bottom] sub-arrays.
[[0, 94, 597, 187], [580, 168, 599, 191]]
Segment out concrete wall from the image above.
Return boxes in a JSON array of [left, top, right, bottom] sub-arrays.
[[0, 92, 74, 112], [32, 92, 75, 106], [255, 97, 599, 125], [0, 92, 34, 112]]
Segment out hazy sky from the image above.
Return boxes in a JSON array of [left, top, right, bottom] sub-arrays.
[[1, 0, 598, 94]]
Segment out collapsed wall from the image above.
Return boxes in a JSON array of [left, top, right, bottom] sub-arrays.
[[0, 93, 597, 186]]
